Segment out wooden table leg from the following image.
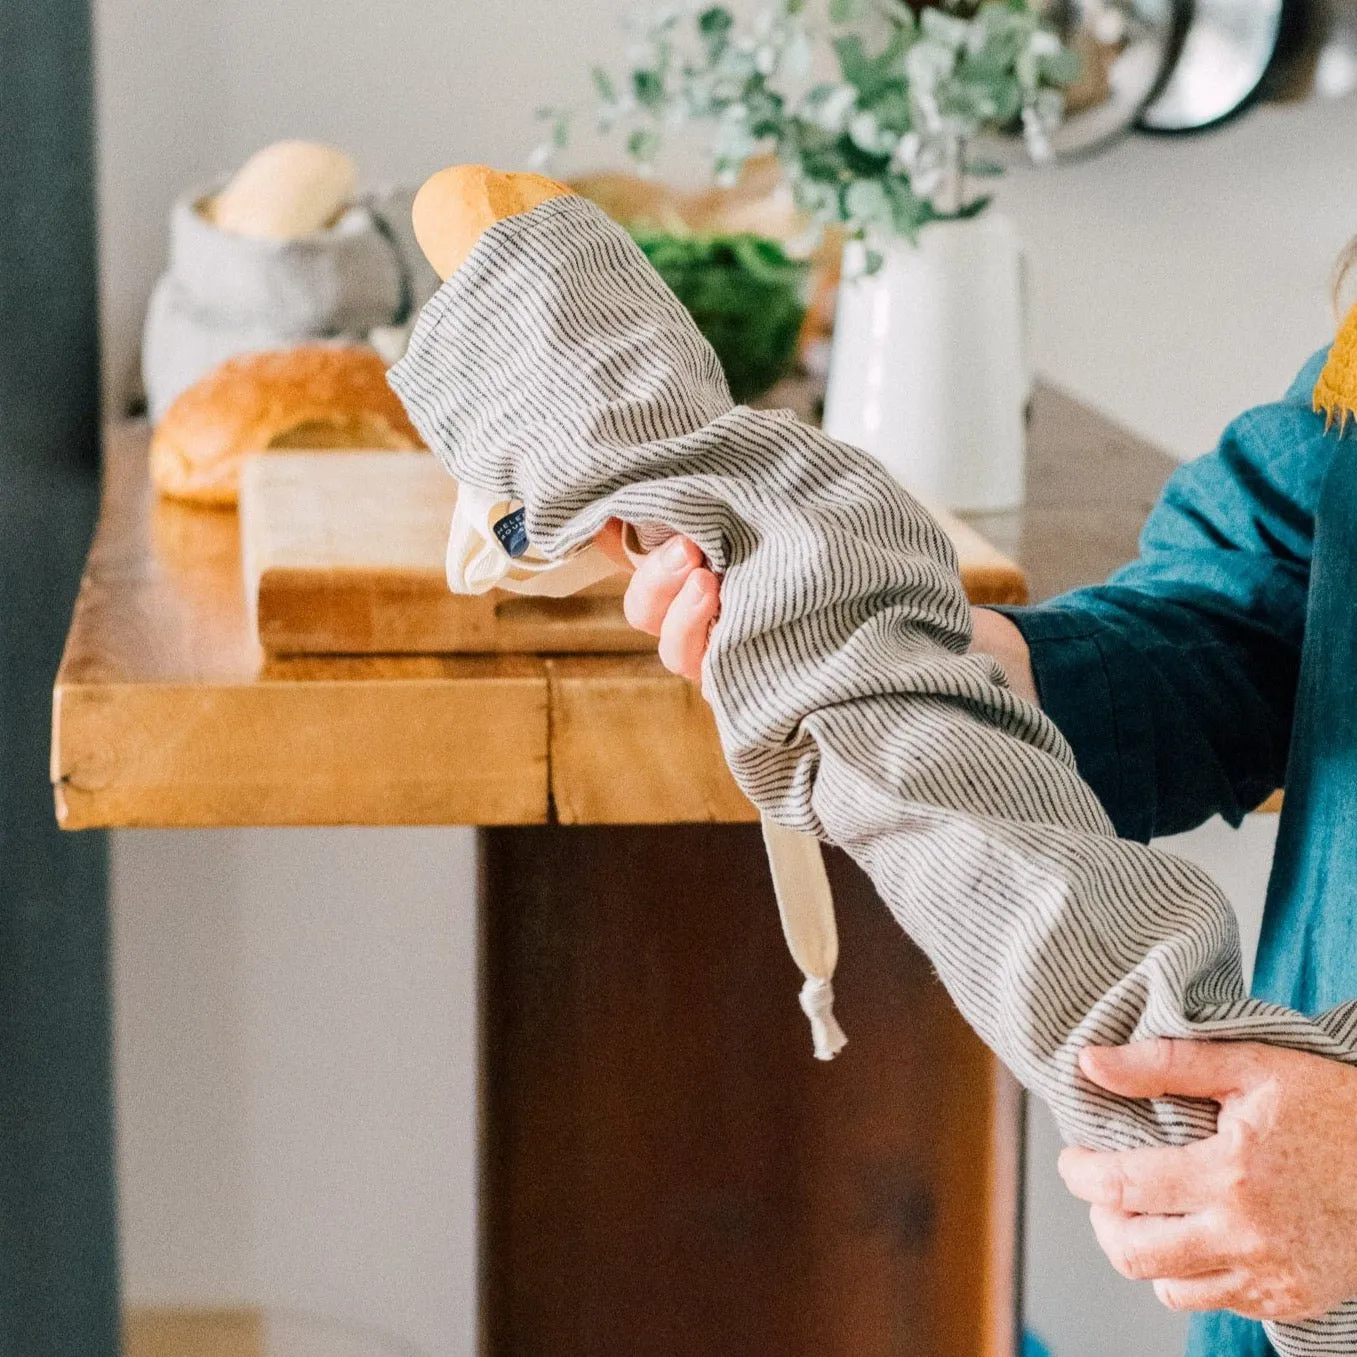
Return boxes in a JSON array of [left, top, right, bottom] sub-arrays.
[[479, 825, 1020, 1357]]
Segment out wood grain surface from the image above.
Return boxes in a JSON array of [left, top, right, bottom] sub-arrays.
[[239, 449, 1025, 656], [52, 385, 1176, 829], [547, 655, 757, 823], [52, 425, 548, 828], [240, 451, 650, 656], [124, 1308, 264, 1357], [482, 826, 1022, 1357]]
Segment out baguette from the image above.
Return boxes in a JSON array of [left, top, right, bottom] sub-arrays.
[[411, 165, 573, 281]]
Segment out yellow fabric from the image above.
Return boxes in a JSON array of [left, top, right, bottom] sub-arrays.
[[1313, 301, 1357, 429]]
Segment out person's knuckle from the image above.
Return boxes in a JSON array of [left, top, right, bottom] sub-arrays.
[[1154, 1280, 1191, 1312], [1108, 1250, 1137, 1281], [678, 637, 703, 675], [1089, 1207, 1124, 1271], [1102, 1160, 1132, 1212], [657, 633, 683, 674], [1225, 1280, 1263, 1318], [1256, 1274, 1309, 1322], [1115, 1236, 1156, 1281], [702, 579, 721, 620], [1219, 1147, 1249, 1200], [1233, 1225, 1269, 1269], [621, 593, 646, 630], [1226, 1118, 1261, 1171], [622, 580, 659, 632], [1156, 1038, 1181, 1081]]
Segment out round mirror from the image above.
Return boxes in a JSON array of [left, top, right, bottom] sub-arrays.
[[1138, 0, 1288, 131], [1042, 0, 1190, 155]]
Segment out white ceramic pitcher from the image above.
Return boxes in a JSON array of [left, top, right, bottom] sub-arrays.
[[822, 212, 1030, 513]]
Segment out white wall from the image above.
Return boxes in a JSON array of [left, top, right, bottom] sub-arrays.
[[111, 829, 479, 1357], [93, 3, 1357, 1353], [92, 0, 625, 412], [999, 101, 1357, 459]]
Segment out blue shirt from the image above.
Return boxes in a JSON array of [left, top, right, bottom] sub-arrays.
[[1005, 349, 1347, 1357]]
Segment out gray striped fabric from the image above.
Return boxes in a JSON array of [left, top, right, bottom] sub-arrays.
[[388, 194, 1357, 1352]]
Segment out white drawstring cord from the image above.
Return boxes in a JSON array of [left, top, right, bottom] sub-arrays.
[[762, 814, 847, 1061]]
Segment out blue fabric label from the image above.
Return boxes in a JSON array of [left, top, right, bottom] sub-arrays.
[[493, 507, 529, 559]]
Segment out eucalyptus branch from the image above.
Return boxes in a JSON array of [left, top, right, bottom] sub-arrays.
[[534, 0, 1078, 249]]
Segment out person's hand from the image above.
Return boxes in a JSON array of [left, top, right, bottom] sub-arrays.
[[1059, 1038, 1357, 1322], [595, 520, 718, 682], [598, 518, 1040, 700]]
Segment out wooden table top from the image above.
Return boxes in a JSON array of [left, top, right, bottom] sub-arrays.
[[51, 385, 1174, 830]]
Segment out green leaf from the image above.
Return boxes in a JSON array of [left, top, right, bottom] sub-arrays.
[[884, 176, 936, 238], [744, 84, 786, 137], [920, 8, 970, 46], [861, 83, 912, 129], [832, 34, 872, 89], [627, 127, 661, 162], [591, 66, 617, 104], [698, 6, 734, 37], [875, 0, 918, 25], [629, 230, 809, 401], [698, 5, 734, 57], [633, 68, 665, 108], [836, 132, 894, 178], [828, 0, 861, 22], [844, 178, 889, 222], [833, 26, 910, 100], [728, 233, 802, 285], [945, 193, 993, 219]]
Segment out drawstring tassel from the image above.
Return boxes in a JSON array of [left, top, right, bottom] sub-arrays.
[[761, 814, 847, 1061], [799, 976, 848, 1061]]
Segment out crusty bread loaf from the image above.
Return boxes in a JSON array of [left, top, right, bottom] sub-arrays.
[[411, 165, 573, 281], [150, 345, 424, 506], [206, 141, 358, 240], [567, 171, 691, 233]]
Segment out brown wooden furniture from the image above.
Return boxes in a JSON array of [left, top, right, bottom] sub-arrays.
[[238, 449, 1025, 657], [53, 385, 1176, 1357]]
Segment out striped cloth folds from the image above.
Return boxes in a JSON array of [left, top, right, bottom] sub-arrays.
[[388, 194, 1357, 1354]]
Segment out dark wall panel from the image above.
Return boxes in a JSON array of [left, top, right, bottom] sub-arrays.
[[0, 1, 119, 1354]]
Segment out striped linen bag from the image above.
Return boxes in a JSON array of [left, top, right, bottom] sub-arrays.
[[389, 193, 1357, 1356]]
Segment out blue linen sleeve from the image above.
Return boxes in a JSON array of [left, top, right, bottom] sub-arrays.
[[1000, 351, 1336, 842]]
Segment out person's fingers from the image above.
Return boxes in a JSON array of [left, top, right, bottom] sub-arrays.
[[1088, 1204, 1227, 1283], [622, 535, 704, 635], [594, 518, 634, 572], [1058, 1138, 1225, 1214], [1152, 1273, 1249, 1314], [658, 569, 719, 682], [1078, 1039, 1261, 1101]]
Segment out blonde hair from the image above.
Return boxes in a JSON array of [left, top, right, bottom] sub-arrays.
[[1315, 246, 1357, 431], [1333, 236, 1357, 319]]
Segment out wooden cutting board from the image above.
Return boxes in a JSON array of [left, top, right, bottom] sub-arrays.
[[239, 451, 1027, 656]]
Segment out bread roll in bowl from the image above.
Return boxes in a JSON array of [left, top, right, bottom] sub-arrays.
[[206, 141, 358, 241], [150, 344, 424, 507]]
